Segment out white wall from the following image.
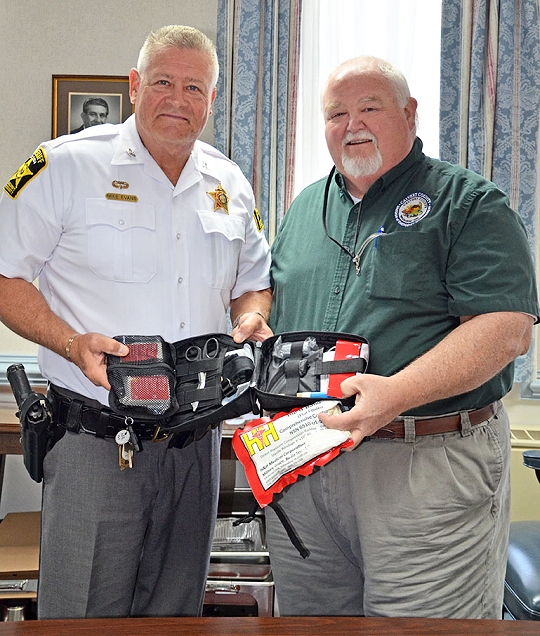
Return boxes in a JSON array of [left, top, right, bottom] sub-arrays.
[[0, 0, 217, 516]]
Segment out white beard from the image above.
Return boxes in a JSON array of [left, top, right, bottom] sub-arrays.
[[341, 146, 383, 178], [340, 133, 383, 178]]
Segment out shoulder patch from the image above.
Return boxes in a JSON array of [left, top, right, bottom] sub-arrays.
[[253, 207, 264, 232], [4, 147, 48, 199]]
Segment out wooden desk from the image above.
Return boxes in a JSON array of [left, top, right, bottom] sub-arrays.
[[0, 511, 40, 580], [0, 616, 539, 635], [0, 407, 22, 455], [0, 405, 23, 509]]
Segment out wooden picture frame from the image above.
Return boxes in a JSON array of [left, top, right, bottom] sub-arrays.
[[51, 75, 133, 138]]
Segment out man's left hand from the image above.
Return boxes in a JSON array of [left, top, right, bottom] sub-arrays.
[[232, 312, 273, 342], [319, 373, 404, 450]]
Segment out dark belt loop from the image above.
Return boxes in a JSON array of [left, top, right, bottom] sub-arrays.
[[95, 410, 110, 438], [460, 411, 472, 437], [65, 399, 83, 433]]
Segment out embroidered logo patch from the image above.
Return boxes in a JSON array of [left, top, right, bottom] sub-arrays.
[[253, 207, 264, 232], [4, 147, 48, 199], [394, 192, 432, 227]]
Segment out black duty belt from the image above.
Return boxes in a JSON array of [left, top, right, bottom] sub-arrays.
[[48, 384, 192, 446]]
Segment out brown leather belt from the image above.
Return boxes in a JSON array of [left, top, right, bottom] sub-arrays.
[[368, 402, 498, 440]]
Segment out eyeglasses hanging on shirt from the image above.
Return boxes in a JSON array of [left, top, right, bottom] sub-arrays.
[[321, 166, 384, 275]]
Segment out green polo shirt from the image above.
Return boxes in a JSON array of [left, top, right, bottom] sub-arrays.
[[270, 139, 539, 416]]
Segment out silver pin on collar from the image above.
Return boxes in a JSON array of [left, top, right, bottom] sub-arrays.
[[126, 148, 136, 157]]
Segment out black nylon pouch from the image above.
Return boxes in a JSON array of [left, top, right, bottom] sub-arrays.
[[253, 331, 369, 414], [107, 335, 179, 419], [170, 333, 256, 439], [106, 331, 369, 439]]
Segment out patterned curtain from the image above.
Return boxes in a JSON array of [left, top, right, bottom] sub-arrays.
[[214, 0, 302, 242], [439, 0, 540, 383]]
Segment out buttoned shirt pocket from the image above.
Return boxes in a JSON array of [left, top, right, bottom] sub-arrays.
[[86, 199, 157, 283], [197, 211, 245, 289]]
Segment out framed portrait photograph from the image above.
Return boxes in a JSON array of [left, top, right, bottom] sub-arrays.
[[51, 75, 133, 138]]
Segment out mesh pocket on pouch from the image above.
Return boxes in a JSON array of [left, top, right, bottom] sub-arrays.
[[106, 335, 179, 419]]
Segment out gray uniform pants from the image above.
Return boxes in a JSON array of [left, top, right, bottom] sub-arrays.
[[265, 403, 510, 618], [38, 426, 220, 619]]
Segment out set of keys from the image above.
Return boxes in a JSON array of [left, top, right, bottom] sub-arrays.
[[115, 418, 142, 470]]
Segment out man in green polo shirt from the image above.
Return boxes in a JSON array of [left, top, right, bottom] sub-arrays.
[[266, 56, 539, 619]]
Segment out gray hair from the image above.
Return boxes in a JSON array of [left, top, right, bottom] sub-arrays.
[[323, 56, 412, 108], [137, 25, 219, 87]]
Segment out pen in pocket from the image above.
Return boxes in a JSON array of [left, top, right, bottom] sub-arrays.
[[374, 226, 385, 249]]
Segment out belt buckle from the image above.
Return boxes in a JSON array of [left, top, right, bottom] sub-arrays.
[[152, 426, 170, 443]]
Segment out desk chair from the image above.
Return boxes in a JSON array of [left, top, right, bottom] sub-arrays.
[[503, 450, 540, 620]]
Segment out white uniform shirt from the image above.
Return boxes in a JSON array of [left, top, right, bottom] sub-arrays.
[[0, 115, 271, 404]]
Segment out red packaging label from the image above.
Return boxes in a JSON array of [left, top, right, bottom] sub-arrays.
[[232, 403, 354, 507], [327, 340, 363, 398]]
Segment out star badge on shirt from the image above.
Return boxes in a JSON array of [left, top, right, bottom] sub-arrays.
[[207, 183, 230, 214]]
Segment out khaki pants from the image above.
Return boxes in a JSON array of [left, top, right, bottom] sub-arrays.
[[265, 403, 510, 618]]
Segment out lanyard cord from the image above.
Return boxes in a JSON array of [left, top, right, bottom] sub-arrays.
[[321, 166, 383, 275], [321, 165, 357, 262]]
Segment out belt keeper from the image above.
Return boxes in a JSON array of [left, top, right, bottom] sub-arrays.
[[460, 410, 472, 437], [403, 416, 415, 443], [95, 410, 110, 438], [65, 399, 83, 433]]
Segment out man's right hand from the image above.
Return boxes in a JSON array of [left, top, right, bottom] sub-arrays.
[[67, 333, 129, 390]]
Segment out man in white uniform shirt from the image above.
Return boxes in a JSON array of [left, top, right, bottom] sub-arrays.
[[0, 25, 272, 619]]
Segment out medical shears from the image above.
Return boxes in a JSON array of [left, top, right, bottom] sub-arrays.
[[185, 337, 220, 411]]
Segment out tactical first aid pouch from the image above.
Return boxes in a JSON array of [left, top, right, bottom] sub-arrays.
[[106, 335, 179, 419], [107, 333, 257, 438], [106, 331, 369, 440], [253, 331, 369, 413]]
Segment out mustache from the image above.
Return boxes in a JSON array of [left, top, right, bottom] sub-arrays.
[[342, 132, 377, 147]]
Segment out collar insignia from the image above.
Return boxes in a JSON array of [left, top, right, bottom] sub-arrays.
[[207, 183, 230, 214]]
